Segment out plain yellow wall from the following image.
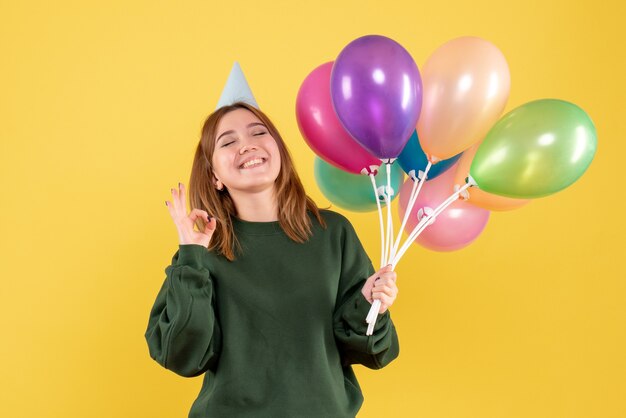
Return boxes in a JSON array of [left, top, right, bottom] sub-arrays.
[[1, 0, 624, 417]]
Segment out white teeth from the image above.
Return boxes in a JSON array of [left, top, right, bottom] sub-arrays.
[[240, 158, 265, 169]]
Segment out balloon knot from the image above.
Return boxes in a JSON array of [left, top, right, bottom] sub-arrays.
[[465, 175, 478, 187], [417, 207, 436, 226], [362, 164, 380, 176], [427, 155, 441, 164], [408, 169, 427, 182], [454, 184, 470, 200], [377, 185, 395, 200]]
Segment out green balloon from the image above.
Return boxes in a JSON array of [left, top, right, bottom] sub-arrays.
[[314, 157, 404, 212], [470, 99, 597, 198]]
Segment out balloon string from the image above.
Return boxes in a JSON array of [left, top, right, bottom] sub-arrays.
[[390, 162, 432, 263], [367, 162, 399, 334], [392, 183, 473, 267], [369, 173, 386, 269], [392, 190, 461, 267], [369, 162, 432, 332], [366, 313, 376, 336], [366, 172, 386, 335], [368, 194, 390, 330], [385, 163, 395, 264], [367, 170, 472, 334]]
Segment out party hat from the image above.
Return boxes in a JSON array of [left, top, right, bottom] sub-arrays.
[[215, 62, 259, 110]]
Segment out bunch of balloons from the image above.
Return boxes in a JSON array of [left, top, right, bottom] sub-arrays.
[[296, 35, 597, 334]]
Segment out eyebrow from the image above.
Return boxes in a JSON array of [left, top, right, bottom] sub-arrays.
[[216, 123, 266, 142]]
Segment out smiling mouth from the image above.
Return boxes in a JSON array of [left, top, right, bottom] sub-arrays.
[[239, 158, 267, 169]]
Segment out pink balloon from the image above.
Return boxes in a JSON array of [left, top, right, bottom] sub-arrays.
[[398, 164, 490, 251], [296, 61, 381, 175]]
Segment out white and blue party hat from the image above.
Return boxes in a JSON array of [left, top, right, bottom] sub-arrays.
[[215, 61, 259, 110]]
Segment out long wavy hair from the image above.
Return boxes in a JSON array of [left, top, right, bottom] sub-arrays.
[[188, 101, 327, 261]]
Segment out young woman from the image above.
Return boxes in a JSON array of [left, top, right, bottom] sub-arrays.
[[144, 101, 400, 417]]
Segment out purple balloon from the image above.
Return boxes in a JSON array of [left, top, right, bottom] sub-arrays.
[[330, 35, 422, 160]]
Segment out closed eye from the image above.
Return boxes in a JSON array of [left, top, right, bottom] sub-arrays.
[[254, 131, 267, 136], [221, 140, 235, 147]]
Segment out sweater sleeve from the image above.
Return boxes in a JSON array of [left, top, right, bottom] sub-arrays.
[[144, 244, 222, 377], [332, 219, 400, 370]]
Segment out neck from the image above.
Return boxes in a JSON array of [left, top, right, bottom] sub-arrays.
[[229, 185, 279, 222]]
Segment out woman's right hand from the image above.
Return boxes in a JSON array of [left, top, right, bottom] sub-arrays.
[[165, 182, 217, 248]]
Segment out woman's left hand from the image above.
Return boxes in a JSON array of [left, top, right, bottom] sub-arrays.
[[361, 264, 398, 314]]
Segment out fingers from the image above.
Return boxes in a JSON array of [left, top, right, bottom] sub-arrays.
[[374, 269, 397, 283], [189, 208, 209, 223], [370, 265, 394, 283], [165, 182, 189, 216], [373, 264, 394, 282], [190, 208, 219, 235], [376, 264, 393, 274], [165, 197, 175, 217], [372, 280, 397, 298], [204, 217, 217, 233], [371, 294, 392, 313], [177, 182, 188, 213], [371, 274, 398, 311], [171, 182, 188, 213], [169, 186, 179, 211]]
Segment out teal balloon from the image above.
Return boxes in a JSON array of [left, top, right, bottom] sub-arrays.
[[314, 157, 404, 212], [398, 130, 461, 180], [470, 99, 597, 198]]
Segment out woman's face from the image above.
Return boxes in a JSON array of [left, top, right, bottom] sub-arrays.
[[211, 108, 281, 194]]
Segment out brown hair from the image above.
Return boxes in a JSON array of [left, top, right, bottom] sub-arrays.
[[188, 101, 327, 261]]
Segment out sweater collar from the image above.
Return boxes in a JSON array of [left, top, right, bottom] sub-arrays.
[[232, 216, 284, 235]]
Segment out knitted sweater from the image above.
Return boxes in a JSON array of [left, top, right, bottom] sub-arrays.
[[144, 209, 399, 417]]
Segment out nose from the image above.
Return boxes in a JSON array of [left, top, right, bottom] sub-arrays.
[[239, 140, 258, 154]]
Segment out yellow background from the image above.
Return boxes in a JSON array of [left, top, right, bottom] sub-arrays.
[[1, 0, 624, 417]]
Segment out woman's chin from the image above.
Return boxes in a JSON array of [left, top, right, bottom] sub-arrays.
[[229, 179, 277, 194]]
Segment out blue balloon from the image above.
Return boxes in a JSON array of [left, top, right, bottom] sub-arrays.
[[398, 130, 461, 180]]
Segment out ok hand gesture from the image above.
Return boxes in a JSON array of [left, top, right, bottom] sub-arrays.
[[165, 182, 217, 248]]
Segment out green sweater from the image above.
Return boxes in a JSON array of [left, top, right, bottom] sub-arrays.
[[144, 209, 399, 417]]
